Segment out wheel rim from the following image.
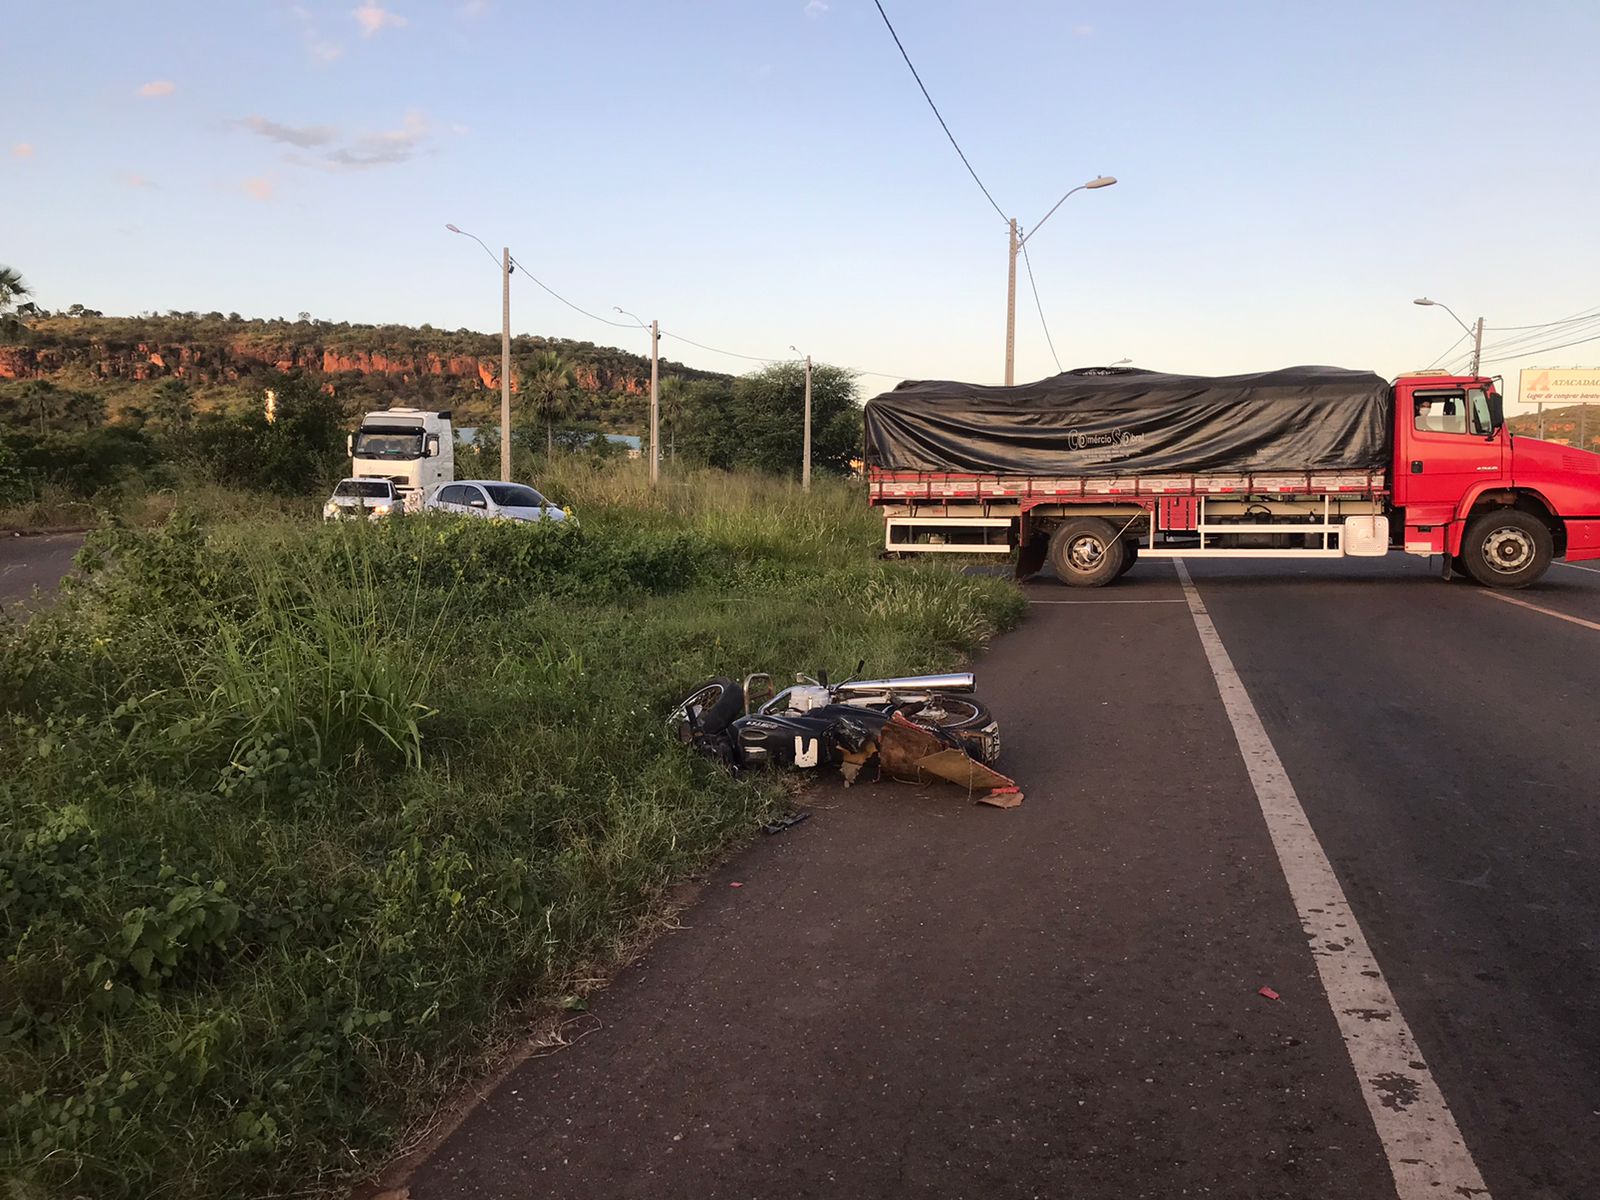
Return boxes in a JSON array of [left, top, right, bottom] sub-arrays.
[[671, 684, 729, 738], [1066, 534, 1107, 570], [916, 697, 980, 725], [1482, 527, 1535, 574]]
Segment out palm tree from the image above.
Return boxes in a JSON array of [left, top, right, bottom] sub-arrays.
[[520, 349, 576, 456], [658, 375, 687, 463], [0, 266, 31, 338]]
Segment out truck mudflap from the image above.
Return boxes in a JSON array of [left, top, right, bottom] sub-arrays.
[[1565, 517, 1600, 561]]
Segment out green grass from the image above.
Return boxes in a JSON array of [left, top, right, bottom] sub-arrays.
[[0, 464, 1024, 1199]]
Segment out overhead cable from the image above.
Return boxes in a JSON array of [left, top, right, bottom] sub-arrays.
[[507, 255, 639, 329], [870, 0, 1007, 224], [1020, 241, 1062, 373]]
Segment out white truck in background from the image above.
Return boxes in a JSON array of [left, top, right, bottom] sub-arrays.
[[347, 407, 455, 511]]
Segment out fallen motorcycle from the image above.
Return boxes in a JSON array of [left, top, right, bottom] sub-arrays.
[[669, 666, 1014, 800]]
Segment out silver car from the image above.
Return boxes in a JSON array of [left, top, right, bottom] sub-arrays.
[[425, 480, 573, 524]]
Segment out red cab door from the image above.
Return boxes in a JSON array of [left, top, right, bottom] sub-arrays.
[[1394, 384, 1506, 527]]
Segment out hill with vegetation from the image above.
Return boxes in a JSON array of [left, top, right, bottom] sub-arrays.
[[0, 311, 730, 430], [1508, 404, 1600, 452]]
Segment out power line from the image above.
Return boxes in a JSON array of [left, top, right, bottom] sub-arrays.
[[1480, 312, 1600, 355], [1424, 330, 1471, 370], [1484, 304, 1600, 332], [507, 254, 639, 329], [1019, 242, 1062, 373], [1480, 329, 1600, 367], [658, 330, 784, 364], [870, 0, 1007, 224]]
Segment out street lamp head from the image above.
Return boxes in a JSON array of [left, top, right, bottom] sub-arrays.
[[1085, 176, 1117, 189], [1413, 297, 1435, 306], [445, 224, 462, 234]]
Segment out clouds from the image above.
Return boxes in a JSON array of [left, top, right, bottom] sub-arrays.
[[119, 171, 157, 189], [138, 80, 176, 98], [324, 111, 428, 168], [11, 143, 34, 159], [236, 115, 339, 149], [353, 2, 406, 35], [804, 0, 829, 16], [242, 178, 275, 202], [234, 111, 430, 169]]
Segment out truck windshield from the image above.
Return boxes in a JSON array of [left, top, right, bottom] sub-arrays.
[[354, 429, 424, 460]]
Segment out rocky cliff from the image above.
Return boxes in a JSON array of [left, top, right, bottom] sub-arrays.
[[0, 315, 722, 399]]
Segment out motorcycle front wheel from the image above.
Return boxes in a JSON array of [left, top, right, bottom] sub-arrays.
[[669, 677, 745, 741]]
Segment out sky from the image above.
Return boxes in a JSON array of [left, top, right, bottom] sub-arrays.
[[5, 0, 1598, 408]]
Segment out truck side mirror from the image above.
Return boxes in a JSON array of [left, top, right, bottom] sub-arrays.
[[425, 434, 439, 458], [346, 434, 354, 456], [1487, 392, 1505, 438]]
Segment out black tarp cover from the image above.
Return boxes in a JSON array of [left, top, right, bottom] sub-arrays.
[[862, 366, 1392, 475]]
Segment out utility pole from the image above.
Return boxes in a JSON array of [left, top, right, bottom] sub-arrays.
[[500, 246, 512, 482], [1004, 177, 1116, 386], [1004, 218, 1019, 386], [649, 319, 660, 486], [1470, 316, 1484, 379], [802, 354, 813, 491]]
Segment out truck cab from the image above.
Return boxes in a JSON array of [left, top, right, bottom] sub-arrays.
[[348, 408, 454, 511], [1391, 373, 1600, 583]]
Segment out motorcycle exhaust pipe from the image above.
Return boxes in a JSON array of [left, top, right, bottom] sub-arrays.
[[835, 672, 974, 696]]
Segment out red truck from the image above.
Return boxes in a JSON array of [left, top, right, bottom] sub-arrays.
[[862, 366, 1600, 589]]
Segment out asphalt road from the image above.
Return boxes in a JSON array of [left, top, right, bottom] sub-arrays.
[[403, 552, 1600, 1199], [0, 532, 84, 608]]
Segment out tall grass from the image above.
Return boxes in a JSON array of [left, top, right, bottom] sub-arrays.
[[0, 468, 1023, 1199]]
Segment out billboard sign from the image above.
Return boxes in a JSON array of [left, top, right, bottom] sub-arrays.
[[1520, 367, 1600, 406]]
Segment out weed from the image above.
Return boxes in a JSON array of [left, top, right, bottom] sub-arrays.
[[0, 467, 1021, 1199]]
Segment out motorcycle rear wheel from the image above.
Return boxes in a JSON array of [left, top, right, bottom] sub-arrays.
[[900, 696, 1000, 764]]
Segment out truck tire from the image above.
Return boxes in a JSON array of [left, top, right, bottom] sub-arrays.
[[1116, 542, 1140, 578], [1047, 518, 1127, 587], [1460, 510, 1553, 589]]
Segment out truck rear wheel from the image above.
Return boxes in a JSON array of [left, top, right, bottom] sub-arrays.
[[1116, 542, 1140, 578], [1461, 510, 1553, 589], [1048, 518, 1127, 587]]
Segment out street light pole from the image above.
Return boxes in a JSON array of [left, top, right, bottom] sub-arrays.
[[1005, 175, 1116, 386], [446, 224, 514, 481], [649, 319, 660, 486], [1004, 219, 1019, 386], [1413, 297, 1485, 378], [615, 308, 660, 485], [500, 246, 512, 481], [791, 346, 812, 489]]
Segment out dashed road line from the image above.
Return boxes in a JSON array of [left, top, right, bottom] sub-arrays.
[[1173, 560, 1491, 1200], [1554, 560, 1600, 576], [1481, 589, 1600, 632]]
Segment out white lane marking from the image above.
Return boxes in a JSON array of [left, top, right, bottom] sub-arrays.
[[1173, 561, 1491, 1200], [1481, 589, 1600, 632], [1027, 598, 1187, 605], [1554, 560, 1600, 575]]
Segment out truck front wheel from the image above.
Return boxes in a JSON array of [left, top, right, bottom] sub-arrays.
[[1048, 518, 1127, 587], [1460, 510, 1553, 589]]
